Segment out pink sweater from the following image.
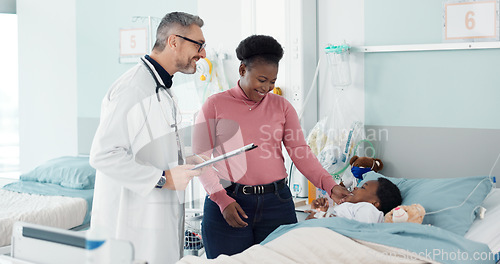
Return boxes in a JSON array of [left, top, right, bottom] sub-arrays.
[[193, 84, 337, 212]]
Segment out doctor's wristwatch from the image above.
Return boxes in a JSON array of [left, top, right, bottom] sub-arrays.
[[155, 175, 167, 189]]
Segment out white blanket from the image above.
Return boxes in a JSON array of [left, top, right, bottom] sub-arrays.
[[0, 189, 87, 247], [177, 227, 440, 264]]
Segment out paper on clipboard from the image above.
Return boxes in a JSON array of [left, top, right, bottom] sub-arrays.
[[191, 143, 258, 170]]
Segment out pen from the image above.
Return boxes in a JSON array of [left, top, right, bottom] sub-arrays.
[[194, 154, 219, 172], [194, 154, 206, 162]]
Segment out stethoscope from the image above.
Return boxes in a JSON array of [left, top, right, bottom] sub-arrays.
[[141, 57, 184, 165]]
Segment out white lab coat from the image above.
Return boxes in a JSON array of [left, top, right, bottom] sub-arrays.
[[90, 57, 185, 264]]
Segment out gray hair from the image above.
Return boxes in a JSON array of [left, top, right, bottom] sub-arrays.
[[153, 12, 204, 51]]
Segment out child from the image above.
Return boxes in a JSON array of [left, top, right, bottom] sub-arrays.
[[305, 177, 402, 223]]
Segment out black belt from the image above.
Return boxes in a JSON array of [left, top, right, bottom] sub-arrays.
[[224, 178, 287, 195]]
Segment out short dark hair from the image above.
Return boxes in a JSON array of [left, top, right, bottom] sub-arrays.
[[376, 177, 402, 214], [235, 35, 284, 69], [153, 12, 204, 51]]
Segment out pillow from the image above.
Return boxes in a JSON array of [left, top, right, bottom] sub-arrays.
[[359, 171, 493, 236], [20, 156, 96, 189]]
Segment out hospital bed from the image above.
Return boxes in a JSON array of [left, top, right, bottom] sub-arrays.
[[0, 156, 94, 253], [0, 222, 133, 264], [178, 172, 500, 264]]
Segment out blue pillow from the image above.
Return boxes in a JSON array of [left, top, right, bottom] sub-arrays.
[[359, 172, 493, 236], [20, 156, 96, 189]]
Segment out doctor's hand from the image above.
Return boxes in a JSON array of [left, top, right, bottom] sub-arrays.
[[185, 154, 211, 173], [185, 154, 209, 165], [222, 202, 248, 228], [163, 164, 200, 190], [330, 185, 352, 205]]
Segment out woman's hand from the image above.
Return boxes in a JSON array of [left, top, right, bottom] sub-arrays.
[[222, 202, 248, 228], [330, 185, 352, 204]]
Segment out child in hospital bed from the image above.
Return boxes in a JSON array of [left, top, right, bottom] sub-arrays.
[[305, 177, 402, 223]]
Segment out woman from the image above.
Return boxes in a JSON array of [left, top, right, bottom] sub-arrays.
[[193, 35, 350, 258]]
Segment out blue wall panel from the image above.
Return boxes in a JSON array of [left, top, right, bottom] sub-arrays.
[[365, 49, 500, 129], [364, 0, 500, 129], [76, 0, 197, 118]]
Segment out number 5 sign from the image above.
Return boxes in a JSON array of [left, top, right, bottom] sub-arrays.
[[120, 28, 148, 56], [444, 1, 499, 40]]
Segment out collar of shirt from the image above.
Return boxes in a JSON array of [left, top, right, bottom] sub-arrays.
[[145, 54, 173, 88], [229, 80, 252, 101]]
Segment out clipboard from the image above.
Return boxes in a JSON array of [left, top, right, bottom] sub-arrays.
[[191, 143, 258, 170]]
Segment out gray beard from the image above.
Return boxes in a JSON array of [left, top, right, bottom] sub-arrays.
[[176, 59, 196, 74]]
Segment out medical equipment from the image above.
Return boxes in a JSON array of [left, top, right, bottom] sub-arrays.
[[424, 152, 499, 217], [193, 51, 230, 105], [289, 168, 308, 198], [297, 57, 322, 121], [291, 42, 363, 195], [306, 119, 368, 178], [297, 43, 351, 120], [325, 43, 351, 87], [184, 210, 204, 256], [313, 210, 327, 218], [424, 177, 493, 217], [291, 182, 301, 198], [197, 58, 213, 81], [6, 222, 134, 264]]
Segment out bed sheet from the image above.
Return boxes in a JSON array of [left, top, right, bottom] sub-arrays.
[[261, 217, 494, 264], [0, 189, 87, 247], [179, 227, 439, 264], [465, 188, 500, 254], [2, 181, 94, 224]]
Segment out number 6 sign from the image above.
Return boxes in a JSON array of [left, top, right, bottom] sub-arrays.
[[445, 1, 499, 40], [120, 28, 148, 56]]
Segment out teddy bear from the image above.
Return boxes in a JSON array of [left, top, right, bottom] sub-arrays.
[[384, 204, 426, 224], [349, 156, 384, 181]]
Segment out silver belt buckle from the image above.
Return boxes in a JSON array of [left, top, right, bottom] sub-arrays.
[[242, 185, 252, 195]]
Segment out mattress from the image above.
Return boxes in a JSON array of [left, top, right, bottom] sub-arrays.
[[465, 188, 500, 254], [0, 189, 87, 247]]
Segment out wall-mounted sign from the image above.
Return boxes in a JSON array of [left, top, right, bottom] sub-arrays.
[[444, 1, 499, 41], [119, 28, 148, 63]]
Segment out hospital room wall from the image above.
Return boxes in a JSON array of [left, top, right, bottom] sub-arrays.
[[363, 0, 500, 184], [0, 0, 15, 13], [75, 0, 197, 155], [17, 0, 78, 172], [17, 0, 197, 172]]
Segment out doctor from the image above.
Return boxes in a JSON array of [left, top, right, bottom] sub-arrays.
[[90, 12, 206, 264]]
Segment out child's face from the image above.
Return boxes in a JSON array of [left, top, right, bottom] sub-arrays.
[[344, 180, 380, 208]]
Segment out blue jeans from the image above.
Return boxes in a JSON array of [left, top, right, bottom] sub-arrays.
[[201, 184, 297, 259]]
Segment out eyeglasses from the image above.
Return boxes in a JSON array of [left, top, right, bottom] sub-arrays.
[[175, 34, 206, 52]]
